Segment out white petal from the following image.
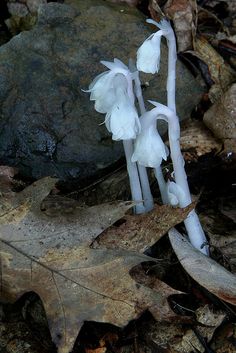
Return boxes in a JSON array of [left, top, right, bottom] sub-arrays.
[[146, 18, 171, 32], [113, 58, 128, 70], [132, 117, 167, 167], [106, 93, 140, 141], [101, 60, 118, 70], [88, 71, 110, 91], [137, 33, 162, 74], [94, 90, 116, 113]]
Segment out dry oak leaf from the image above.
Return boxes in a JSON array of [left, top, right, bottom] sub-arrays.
[[0, 177, 179, 353], [169, 228, 236, 305], [92, 203, 195, 253]]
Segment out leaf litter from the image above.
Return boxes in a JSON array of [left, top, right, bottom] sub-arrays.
[[1, 1, 236, 352], [0, 176, 187, 353]]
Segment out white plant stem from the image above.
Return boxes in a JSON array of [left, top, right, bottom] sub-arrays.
[[133, 69, 167, 208], [149, 103, 208, 254], [129, 67, 154, 212], [154, 167, 169, 204], [165, 28, 177, 112], [160, 24, 208, 254], [123, 140, 145, 214]]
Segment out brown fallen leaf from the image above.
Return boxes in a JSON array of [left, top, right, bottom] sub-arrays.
[[0, 177, 179, 353], [192, 36, 236, 102], [203, 83, 236, 155], [200, 210, 236, 274], [164, 0, 197, 51], [169, 228, 236, 305], [92, 203, 195, 253], [138, 304, 228, 353], [179, 119, 221, 161], [0, 177, 135, 251], [1, 241, 172, 353]]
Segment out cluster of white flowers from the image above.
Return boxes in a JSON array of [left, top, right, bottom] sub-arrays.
[[87, 55, 167, 168], [86, 19, 209, 255]]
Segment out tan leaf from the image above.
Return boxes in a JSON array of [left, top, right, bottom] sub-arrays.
[[0, 178, 179, 353], [169, 228, 236, 305], [200, 210, 236, 274], [192, 37, 236, 102], [0, 177, 134, 253], [164, 0, 197, 52], [203, 83, 236, 155], [92, 203, 195, 253], [179, 119, 221, 161], [1, 240, 169, 353]]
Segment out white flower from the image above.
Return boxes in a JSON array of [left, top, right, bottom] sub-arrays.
[[87, 59, 130, 114], [167, 180, 186, 206], [137, 19, 173, 74], [131, 110, 167, 167], [105, 87, 140, 141], [137, 32, 162, 74], [88, 71, 116, 113]]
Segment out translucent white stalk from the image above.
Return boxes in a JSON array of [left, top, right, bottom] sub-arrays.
[[119, 71, 145, 214], [123, 140, 145, 214], [130, 69, 154, 212], [132, 67, 167, 208], [154, 167, 169, 204], [161, 24, 208, 254], [148, 102, 209, 255], [141, 20, 208, 254]]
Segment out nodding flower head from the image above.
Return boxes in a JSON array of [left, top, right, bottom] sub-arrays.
[[131, 109, 167, 167], [137, 19, 172, 74], [105, 75, 141, 141], [87, 58, 131, 114], [88, 59, 140, 140]]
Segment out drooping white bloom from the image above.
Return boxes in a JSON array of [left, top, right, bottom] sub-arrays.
[[89, 71, 116, 113], [87, 59, 131, 114], [137, 19, 173, 74], [137, 33, 162, 74], [105, 85, 141, 141], [131, 110, 167, 167]]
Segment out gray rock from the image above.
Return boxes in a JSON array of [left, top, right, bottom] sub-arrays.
[[0, 1, 205, 181]]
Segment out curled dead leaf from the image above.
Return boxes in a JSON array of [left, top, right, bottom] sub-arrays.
[[169, 228, 236, 305]]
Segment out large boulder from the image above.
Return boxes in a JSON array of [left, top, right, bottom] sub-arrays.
[[0, 1, 205, 181]]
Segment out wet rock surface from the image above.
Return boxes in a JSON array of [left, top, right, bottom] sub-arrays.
[[0, 1, 205, 182]]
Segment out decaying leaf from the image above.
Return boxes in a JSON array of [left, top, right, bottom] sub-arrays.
[[200, 208, 236, 274], [179, 119, 221, 161], [138, 306, 225, 353], [169, 228, 236, 305], [92, 203, 195, 253], [148, 0, 165, 22], [0, 177, 180, 353], [0, 177, 135, 252], [164, 0, 197, 51], [203, 83, 236, 154], [192, 37, 236, 102], [1, 241, 170, 353]]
